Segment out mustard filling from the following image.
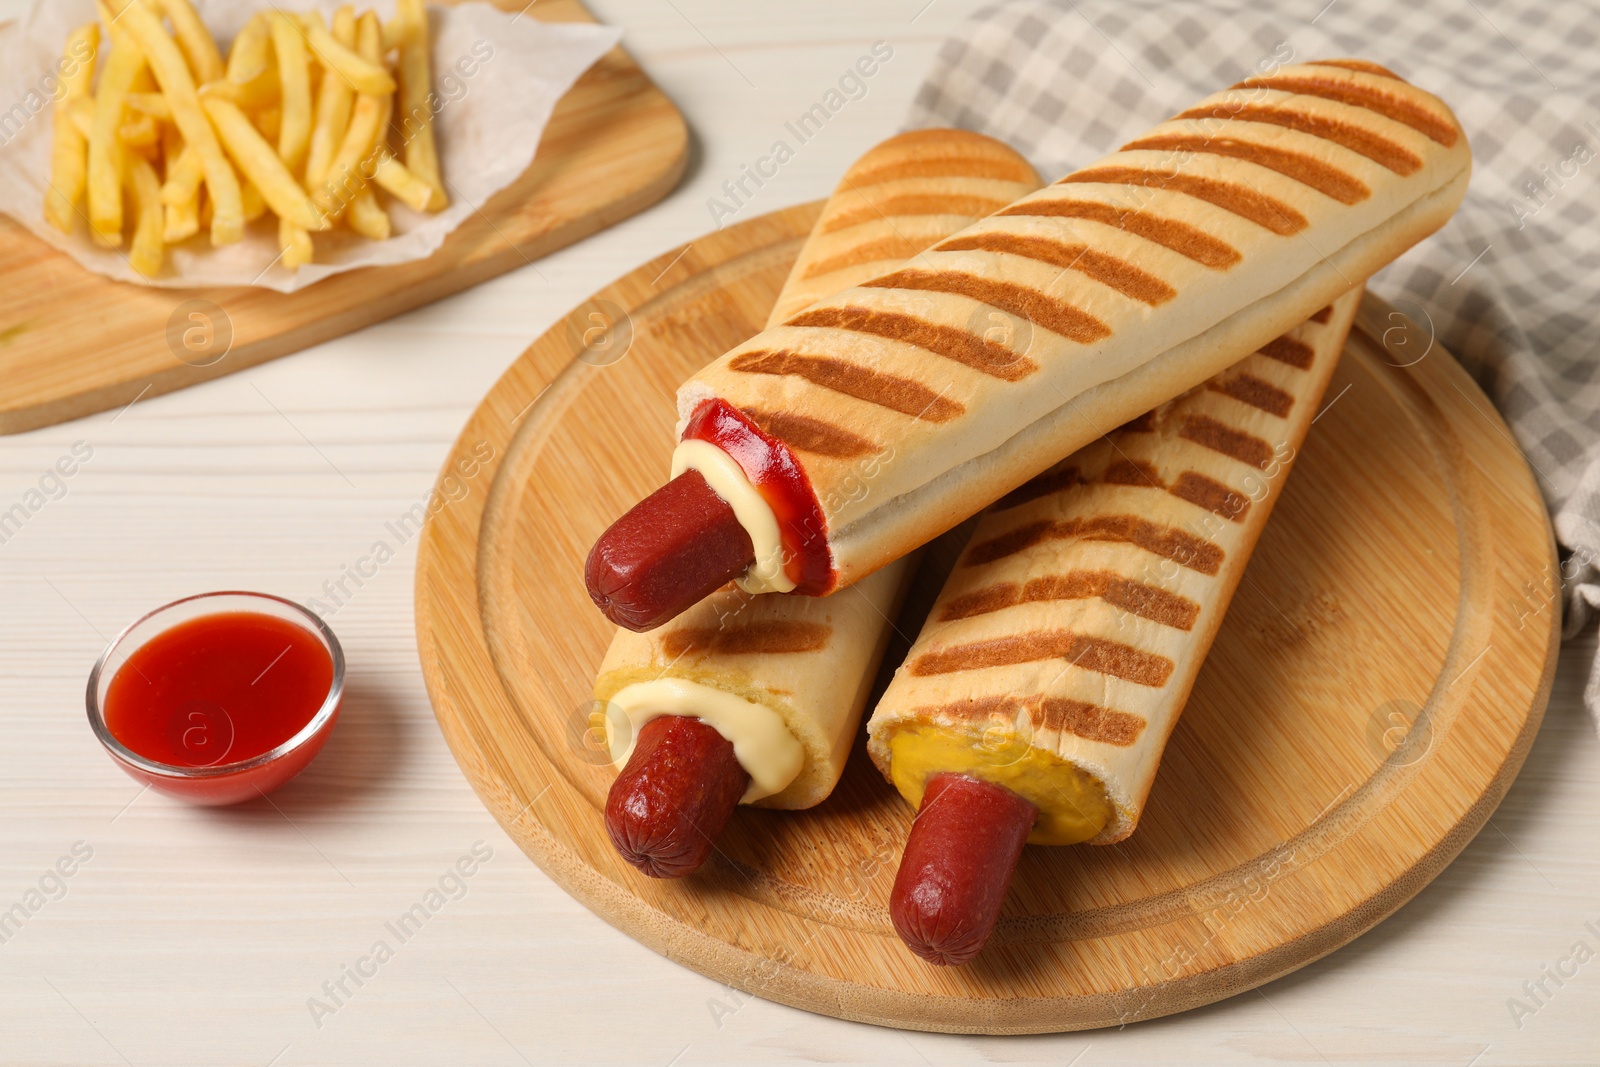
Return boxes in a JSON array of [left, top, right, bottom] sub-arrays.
[[886, 724, 1114, 845]]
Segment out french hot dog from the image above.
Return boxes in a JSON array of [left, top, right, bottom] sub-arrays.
[[599, 131, 1044, 877], [586, 61, 1471, 632], [869, 285, 1365, 963]]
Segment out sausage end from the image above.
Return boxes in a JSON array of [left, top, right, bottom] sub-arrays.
[[890, 772, 1037, 965], [586, 469, 756, 632], [604, 715, 750, 878]]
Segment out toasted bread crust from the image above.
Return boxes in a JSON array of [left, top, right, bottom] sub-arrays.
[[598, 131, 1044, 808], [868, 287, 1365, 841], [680, 63, 1470, 590]]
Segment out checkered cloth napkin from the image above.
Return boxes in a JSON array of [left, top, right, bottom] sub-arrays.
[[906, 0, 1600, 731]]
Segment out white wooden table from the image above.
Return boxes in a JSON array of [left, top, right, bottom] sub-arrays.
[[1, 2, 1596, 1063]]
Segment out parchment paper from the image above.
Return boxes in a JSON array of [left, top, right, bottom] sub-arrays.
[[0, 0, 622, 292]]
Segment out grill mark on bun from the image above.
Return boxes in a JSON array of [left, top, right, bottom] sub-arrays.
[[1180, 414, 1276, 468], [822, 194, 1011, 233], [1310, 304, 1334, 323], [1089, 574, 1201, 629], [1122, 133, 1370, 205], [1120, 410, 1158, 433], [906, 694, 1146, 747], [1059, 166, 1308, 235], [1209, 373, 1295, 416], [741, 407, 878, 458], [940, 569, 1200, 631], [994, 463, 1083, 511], [1104, 458, 1163, 487], [662, 620, 832, 657], [1176, 103, 1423, 175], [1232, 73, 1459, 146], [965, 515, 1224, 575], [934, 232, 1177, 305], [863, 269, 1112, 343], [847, 155, 1038, 187], [801, 235, 930, 279], [938, 582, 1026, 620], [993, 452, 1261, 525], [787, 305, 1037, 381], [729, 350, 964, 422], [1170, 471, 1251, 521], [1307, 58, 1403, 81], [1033, 697, 1147, 745], [965, 520, 1057, 564], [910, 631, 1174, 687], [997, 197, 1242, 269], [1259, 333, 1316, 369]]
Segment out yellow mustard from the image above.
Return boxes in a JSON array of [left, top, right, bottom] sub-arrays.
[[886, 724, 1114, 845]]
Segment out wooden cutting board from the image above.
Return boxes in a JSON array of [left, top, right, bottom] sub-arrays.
[[413, 201, 1560, 1034], [0, 0, 684, 435]]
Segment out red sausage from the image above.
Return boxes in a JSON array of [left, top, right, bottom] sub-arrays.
[[585, 470, 756, 632], [890, 773, 1037, 965], [605, 715, 750, 878]]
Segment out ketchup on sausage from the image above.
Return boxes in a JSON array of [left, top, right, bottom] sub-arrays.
[[585, 401, 836, 632]]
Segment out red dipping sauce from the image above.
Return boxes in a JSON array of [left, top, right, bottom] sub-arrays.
[[105, 612, 332, 767], [89, 593, 344, 805]]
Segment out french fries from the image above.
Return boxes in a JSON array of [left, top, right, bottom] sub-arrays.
[[315, 11, 388, 217], [279, 216, 314, 269], [114, 0, 244, 245], [119, 111, 162, 147], [381, 6, 420, 53], [268, 12, 313, 177], [160, 145, 203, 207], [163, 188, 200, 243], [255, 106, 283, 144], [395, 0, 445, 210], [346, 185, 391, 240], [127, 154, 166, 276], [87, 35, 144, 245], [70, 96, 162, 148], [240, 179, 268, 223], [156, 0, 224, 84], [202, 97, 325, 230], [301, 11, 396, 96], [151, 127, 188, 226], [44, 0, 450, 275], [65, 98, 94, 140], [160, 121, 182, 174], [125, 91, 174, 120], [305, 7, 358, 191], [226, 13, 272, 84], [373, 153, 435, 213], [199, 67, 281, 109], [45, 22, 99, 234]]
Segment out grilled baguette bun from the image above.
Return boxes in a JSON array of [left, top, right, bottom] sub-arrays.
[[767, 129, 1043, 326], [867, 286, 1362, 843], [597, 131, 1043, 809], [679, 61, 1469, 593]]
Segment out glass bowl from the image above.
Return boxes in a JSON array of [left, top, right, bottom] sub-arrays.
[[86, 592, 345, 806]]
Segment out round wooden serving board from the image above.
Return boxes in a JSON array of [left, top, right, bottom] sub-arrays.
[[414, 202, 1560, 1034]]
